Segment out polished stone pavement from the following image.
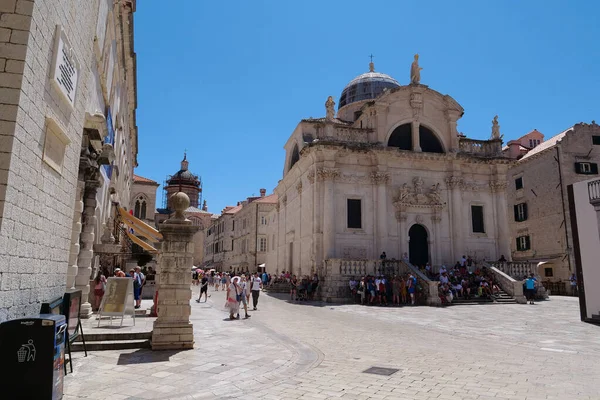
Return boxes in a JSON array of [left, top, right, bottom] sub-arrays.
[[64, 289, 600, 399]]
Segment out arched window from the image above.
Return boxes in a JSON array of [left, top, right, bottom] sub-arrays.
[[289, 144, 300, 170], [134, 196, 147, 219], [388, 123, 444, 153]]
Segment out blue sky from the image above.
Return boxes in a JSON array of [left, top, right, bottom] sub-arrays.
[[134, 0, 600, 214]]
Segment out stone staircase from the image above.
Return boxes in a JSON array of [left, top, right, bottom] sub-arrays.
[[72, 331, 151, 351], [263, 282, 290, 294], [451, 288, 516, 305]]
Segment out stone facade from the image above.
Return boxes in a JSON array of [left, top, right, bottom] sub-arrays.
[[266, 64, 512, 283], [506, 122, 600, 293], [203, 190, 277, 272], [0, 0, 138, 321], [131, 175, 159, 225]]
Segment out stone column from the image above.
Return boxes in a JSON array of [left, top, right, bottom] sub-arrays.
[[152, 192, 199, 351], [66, 181, 84, 289], [446, 176, 463, 263], [77, 174, 101, 318], [492, 181, 511, 260], [320, 168, 338, 259], [411, 120, 421, 152], [397, 209, 407, 258], [432, 213, 442, 266], [372, 172, 390, 255]]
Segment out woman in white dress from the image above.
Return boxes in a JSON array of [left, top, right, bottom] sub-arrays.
[[226, 276, 241, 320]]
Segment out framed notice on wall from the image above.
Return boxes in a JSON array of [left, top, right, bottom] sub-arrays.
[[97, 277, 135, 327]]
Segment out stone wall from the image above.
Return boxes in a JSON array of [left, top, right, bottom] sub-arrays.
[[0, 0, 98, 321]]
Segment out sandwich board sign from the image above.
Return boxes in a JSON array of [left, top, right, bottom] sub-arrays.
[[97, 277, 135, 327]]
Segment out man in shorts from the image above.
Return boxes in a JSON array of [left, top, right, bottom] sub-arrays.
[[196, 274, 210, 303], [238, 274, 251, 318]]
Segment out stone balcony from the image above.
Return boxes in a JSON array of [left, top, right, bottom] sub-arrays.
[[588, 179, 600, 206], [458, 138, 503, 157]]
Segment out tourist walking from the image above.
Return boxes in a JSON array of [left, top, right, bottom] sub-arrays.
[[407, 274, 417, 305], [570, 273, 578, 296], [250, 272, 262, 310], [132, 268, 143, 309], [525, 273, 537, 305], [196, 274, 210, 303], [239, 275, 251, 318], [226, 276, 242, 320], [93, 272, 107, 311]]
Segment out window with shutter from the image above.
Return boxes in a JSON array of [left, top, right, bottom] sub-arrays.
[[514, 203, 528, 222], [593, 136, 600, 145], [575, 162, 597, 174], [516, 235, 531, 251]]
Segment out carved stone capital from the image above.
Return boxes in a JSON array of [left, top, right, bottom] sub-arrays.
[[296, 181, 303, 194], [282, 195, 287, 205], [490, 181, 507, 192], [316, 167, 339, 181], [445, 176, 463, 189], [307, 170, 315, 184], [370, 171, 390, 185]]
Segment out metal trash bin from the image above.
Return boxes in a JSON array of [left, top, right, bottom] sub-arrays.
[[0, 314, 67, 400]]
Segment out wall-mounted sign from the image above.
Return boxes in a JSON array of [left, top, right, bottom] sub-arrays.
[[50, 25, 80, 109]]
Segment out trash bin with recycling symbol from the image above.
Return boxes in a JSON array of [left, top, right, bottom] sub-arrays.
[[0, 314, 67, 399]]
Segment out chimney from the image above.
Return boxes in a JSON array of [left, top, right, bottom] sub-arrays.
[[260, 188, 266, 197], [507, 140, 521, 159]]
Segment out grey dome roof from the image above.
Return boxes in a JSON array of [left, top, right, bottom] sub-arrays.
[[339, 67, 400, 109]]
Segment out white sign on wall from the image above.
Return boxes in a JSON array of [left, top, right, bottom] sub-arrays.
[[50, 25, 80, 109], [42, 117, 71, 174]]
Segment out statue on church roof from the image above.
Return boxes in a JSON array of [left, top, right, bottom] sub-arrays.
[[491, 115, 502, 140], [202, 199, 208, 211], [325, 96, 335, 121], [410, 54, 422, 85]]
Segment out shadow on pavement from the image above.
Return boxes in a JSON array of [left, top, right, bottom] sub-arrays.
[[117, 349, 186, 365]]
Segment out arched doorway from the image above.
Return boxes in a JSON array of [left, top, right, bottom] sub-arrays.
[[409, 224, 429, 267]]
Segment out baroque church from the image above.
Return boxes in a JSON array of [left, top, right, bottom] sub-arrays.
[[266, 56, 512, 275]]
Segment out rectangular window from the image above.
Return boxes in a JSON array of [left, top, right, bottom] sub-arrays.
[[261, 216, 267, 225], [529, 139, 533, 148], [471, 205, 485, 233], [232, 220, 235, 231], [593, 136, 600, 145], [575, 162, 599, 175], [516, 235, 531, 251], [231, 240, 234, 251], [347, 199, 362, 229], [514, 203, 528, 222], [515, 177, 523, 190], [544, 267, 553, 277], [259, 237, 267, 252]]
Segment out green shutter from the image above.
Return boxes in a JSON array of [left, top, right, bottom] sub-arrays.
[[523, 203, 528, 221], [575, 163, 582, 174], [525, 236, 531, 250], [591, 163, 599, 174], [514, 205, 519, 221]]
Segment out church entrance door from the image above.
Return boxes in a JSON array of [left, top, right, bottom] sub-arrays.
[[409, 224, 428, 267]]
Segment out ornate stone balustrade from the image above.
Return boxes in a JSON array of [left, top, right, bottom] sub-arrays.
[[588, 179, 600, 205], [488, 266, 526, 304], [321, 258, 439, 305], [490, 261, 537, 280], [458, 138, 502, 157]]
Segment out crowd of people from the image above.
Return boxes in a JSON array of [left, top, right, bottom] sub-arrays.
[[195, 271, 267, 320], [92, 265, 152, 311], [349, 274, 421, 306]]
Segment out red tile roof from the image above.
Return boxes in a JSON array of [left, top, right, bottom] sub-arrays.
[[254, 194, 278, 203], [133, 174, 159, 185]]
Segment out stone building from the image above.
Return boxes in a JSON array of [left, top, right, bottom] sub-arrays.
[[204, 189, 277, 272], [503, 129, 545, 158], [131, 174, 159, 225], [0, 0, 138, 320], [265, 59, 512, 280], [156, 155, 214, 265], [506, 122, 600, 294]]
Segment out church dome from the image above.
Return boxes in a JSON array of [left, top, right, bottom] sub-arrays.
[[338, 62, 400, 109], [166, 154, 200, 186]]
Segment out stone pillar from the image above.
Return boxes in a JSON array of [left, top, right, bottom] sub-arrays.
[[320, 168, 338, 259], [66, 181, 84, 289], [492, 181, 511, 260], [152, 192, 199, 351], [77, 176, 101, 318], [397, 209, 407, 258], [372, 172, 390, 255], [446, 176, 463, 263], [411, 120, 421, 152], [432, 213, 442, 266]]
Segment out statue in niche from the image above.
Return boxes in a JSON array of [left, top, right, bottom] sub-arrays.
[[325, 96, 335, 121], [491, 115, 503, 140], [410, 54, 422, 84], [413, 176, 426, 204]]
